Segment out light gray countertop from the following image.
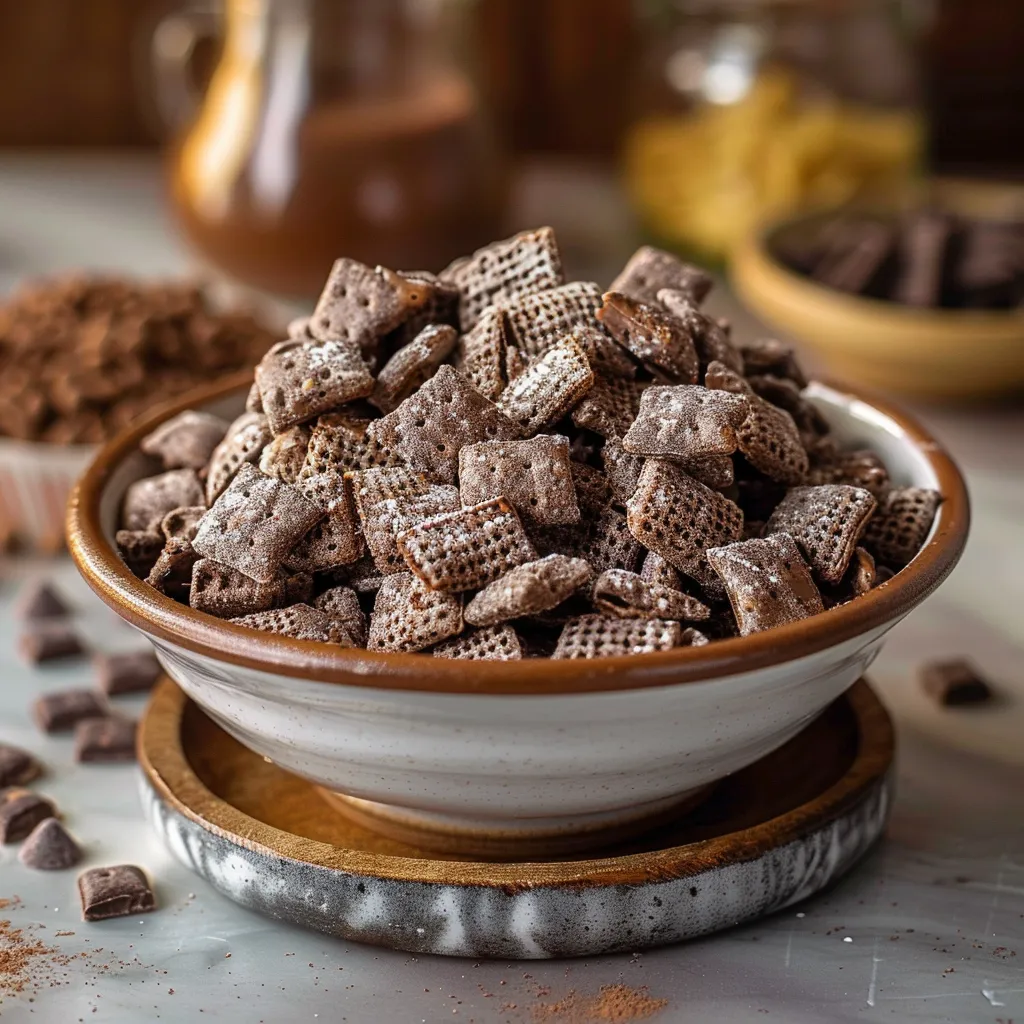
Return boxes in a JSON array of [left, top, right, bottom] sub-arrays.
[[0, 154, 1022, 1024]]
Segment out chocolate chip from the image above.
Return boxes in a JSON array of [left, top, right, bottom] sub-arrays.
[[74, 716, 138, 763], [0, 787, 56, 843], [19, 623, 86, 664], [94, 651, 162, 696], [18, 818, 82, 870], [920, 659, 994, 707], [78, 865, 156, 921], [32, 689, 107, 733], [0, 744, 42, 788], [16, 579, 70, 621]]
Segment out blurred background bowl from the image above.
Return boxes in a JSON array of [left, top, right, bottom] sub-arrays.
[[731, 180, 1024, 400]]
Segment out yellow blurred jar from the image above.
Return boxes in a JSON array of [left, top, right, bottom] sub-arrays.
[[625, 0, 924, 261]]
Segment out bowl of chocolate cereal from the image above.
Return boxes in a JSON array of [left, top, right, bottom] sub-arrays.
[[0, 275, 276, 551], [732, 183, 1024, 400], [68, 230, 968, 857]]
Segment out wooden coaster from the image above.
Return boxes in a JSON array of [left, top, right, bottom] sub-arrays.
[[140, 678, 894, 960]]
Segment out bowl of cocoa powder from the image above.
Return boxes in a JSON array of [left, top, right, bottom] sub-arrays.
[[0, 274, 276, 552]]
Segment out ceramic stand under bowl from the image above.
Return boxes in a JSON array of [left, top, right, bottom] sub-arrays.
[[140, 677, 894, 960]]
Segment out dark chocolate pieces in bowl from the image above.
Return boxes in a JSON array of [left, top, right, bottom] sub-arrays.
[[112, 230, 942, 658]]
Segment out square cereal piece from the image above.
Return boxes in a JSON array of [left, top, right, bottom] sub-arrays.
[[296, 419, 400, 513], [94, 650, 161, 696], [78, 865, 156, 921], [704, 359, 753, 396], [454, 307, 509, 400], [622, 385, 749, 461], [231, 604, 353, 644], [686, 456, 735, 491], [352, 471, 460, 574], [766, 484, 878, 584], [372, 323, 458, 412], [283, 508, 363, 573], [707, 533, 824, 636], [254, 337, 375, 435], [571, 373, 646, 440], [739, 339, 807, 388], [639, 551, 683, 591], [610, 246, 714, 306], [805, 448, 890, 496], [205, 411, 272, 503], [626, 459, 744, 585], [432, 625, 524, 660], [735, 396, 809, 485], [591, 569, 710, 622], [146, 537, 198, 601], [310, 259, 432, 350], [541, 503, 642, 576], [313, 586, 367, 647], [495, 336, 594, 436], [570, 324, 638, 380], [657, 289, 744, 374], [458, 435, 580, 527], [1, 788, 57, 844], [366, 365, 521, 484], [553, 615, 682, 659], [259, 425, 313, 484], [381, 271, 461, 351], [246, 381, 263, 412], [598, 292, 699, 384], [862, 487, 941, 568], [440, 226, 564, 331], [160, 506, 206, 543], [121, 469, 205, 534], [33, 689, 107, 733], [367, 573, 463, 653], [74, 716, 137, 764], [568, 461, 616, 514], [397, 497, 537, 592], [19, 622, 86, 664], [503, 281, 605, 360], [464, 554, 592, 626], [116, 530, 164, 580], [920, 658, 994, 706], [192, 463, 323, 583], [140, 410, 229, 471], [189, 558, 298, 619], [600, 438, 645, 504]]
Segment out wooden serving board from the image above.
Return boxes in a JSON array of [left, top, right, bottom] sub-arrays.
[[139, 678, 894, 959]]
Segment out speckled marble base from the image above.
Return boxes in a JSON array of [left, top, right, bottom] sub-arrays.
[[139, 679, 893, 959]]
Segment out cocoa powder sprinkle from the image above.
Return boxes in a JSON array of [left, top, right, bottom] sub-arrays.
[[530, 984, 669, 1023]]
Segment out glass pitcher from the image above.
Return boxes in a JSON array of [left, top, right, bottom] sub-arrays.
[[153, 0, 507, 299]]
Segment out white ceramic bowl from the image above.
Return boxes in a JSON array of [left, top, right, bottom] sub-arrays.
[[68, 375, 968, 856]]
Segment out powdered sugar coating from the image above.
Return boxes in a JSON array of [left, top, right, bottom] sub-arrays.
[[591, 569, 710, 622], [397, 497, 537, 593], [553, 614, 682, 658], [464, 554, 592, 626], [707, 533, 824, 636], [622, 385, 748, 461], [431, 624, 524, 660], [367, 573, 463, 652]]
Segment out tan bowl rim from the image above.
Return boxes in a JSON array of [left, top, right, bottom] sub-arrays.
[[67, 371, 970, 695], [734, 210, 1024, 329]]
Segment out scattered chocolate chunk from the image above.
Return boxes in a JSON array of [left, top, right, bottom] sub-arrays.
[[32, 689, 107, 733], [78, 864, 157, 921], [74, 716, 138, 763], [19, 818, 82, 870], [0, 787, 56, 843], [94, 650, 162, 696], [16, 579, 70, 621], [0, 744, 42, 788], [19, 623, 86, 664], [920, 659, 995, 707]]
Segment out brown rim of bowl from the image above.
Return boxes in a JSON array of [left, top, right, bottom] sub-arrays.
[[67, 371, 970, 695], [140, 677, 893, 886]]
